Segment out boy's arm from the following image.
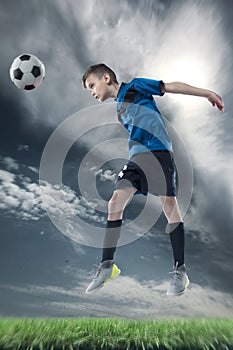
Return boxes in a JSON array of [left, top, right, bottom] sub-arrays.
[[162, 81, 224, 111]]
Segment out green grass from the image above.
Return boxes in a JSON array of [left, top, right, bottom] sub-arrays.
[[0, 318, 232, 350]]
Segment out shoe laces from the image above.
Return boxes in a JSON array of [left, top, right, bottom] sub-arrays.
[[93, 260, 113, 279], [94, 267, 102, 279], [168, 262, 184, 285]]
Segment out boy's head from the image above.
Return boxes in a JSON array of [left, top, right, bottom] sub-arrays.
[[82, 63, 119, 102]]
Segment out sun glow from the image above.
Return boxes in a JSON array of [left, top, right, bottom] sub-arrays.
[[157, 55, 212, 108], [164, 56, 211, 88]]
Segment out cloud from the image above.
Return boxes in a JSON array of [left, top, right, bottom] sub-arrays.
[[0, 159, 105, 225], [40, 181, 105, 224], [0, 168, 43, 220], [1, 271, 232, 318], [17, 144, 30, 152], [0, 156, 19, 171], [28, 166, 39, 174], [90, 166, 118, 182]]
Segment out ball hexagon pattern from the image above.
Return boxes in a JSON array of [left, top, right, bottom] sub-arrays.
[[9, 54, 45, 90]]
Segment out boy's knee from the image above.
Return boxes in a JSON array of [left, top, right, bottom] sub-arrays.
[[109, 191, 119, 203], [162, 196, 177, 208], [108, 191, 123, 213], [108, 189, 134, 214]]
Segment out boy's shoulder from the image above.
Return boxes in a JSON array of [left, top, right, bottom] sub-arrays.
[[126, 77, 161, 87], [128, 77, 144, 84], [119, 77, 164, 100], [120, 77, 144, 91]]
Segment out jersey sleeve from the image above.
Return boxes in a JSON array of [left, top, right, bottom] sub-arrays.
[[133, 78, 165, 96]]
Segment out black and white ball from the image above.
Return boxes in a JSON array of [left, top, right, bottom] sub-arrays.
[[9, 54, 45, 90]]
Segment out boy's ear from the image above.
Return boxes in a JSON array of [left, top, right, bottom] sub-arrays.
[[103, 73, 111, 84]]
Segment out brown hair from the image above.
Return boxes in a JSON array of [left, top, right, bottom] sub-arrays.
[[82, 63, 118, 88]]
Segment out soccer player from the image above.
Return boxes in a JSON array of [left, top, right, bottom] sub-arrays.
[[82, 63, 224, 296]]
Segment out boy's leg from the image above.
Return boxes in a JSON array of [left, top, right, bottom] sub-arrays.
[[160, 196, 184, 266], [101, 188, 136, 262], [86, 188, 136, 293], [160, 196, 182, 225], [160, 196, 190, 295]]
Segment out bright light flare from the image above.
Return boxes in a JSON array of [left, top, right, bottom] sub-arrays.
[[164, 55, 211, 87], [159, 55, 212, 108]]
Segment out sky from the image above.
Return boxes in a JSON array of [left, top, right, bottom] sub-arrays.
[[0, 0, 233, 318]]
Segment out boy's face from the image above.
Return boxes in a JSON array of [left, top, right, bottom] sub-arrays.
[[85, 73, 111, 102]]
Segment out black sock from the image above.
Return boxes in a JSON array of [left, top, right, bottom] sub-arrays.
[[166, 222, 185, 267], [101, 219, 122, 262]]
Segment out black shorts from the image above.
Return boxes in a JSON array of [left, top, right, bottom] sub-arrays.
[[115, 150, 178, 197]]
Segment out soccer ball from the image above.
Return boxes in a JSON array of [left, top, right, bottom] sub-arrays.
[[9, 54, 45, 90]]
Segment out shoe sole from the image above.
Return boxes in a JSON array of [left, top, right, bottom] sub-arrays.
[[86, 264, 121, 294], [166, 277, 190, 296]]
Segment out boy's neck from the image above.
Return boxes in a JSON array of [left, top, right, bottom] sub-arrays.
[[110, 82, 121, 99]]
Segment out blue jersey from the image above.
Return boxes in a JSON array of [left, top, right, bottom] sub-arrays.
[[115, 78, 173, 158]]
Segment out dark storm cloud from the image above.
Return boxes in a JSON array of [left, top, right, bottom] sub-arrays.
[[0, 0, 95, 144], [215, 0, 233, 45], [0, 0, 91, 68], [210, 0, 233, 154], [40, 0, 92, 69], [186, 168, 233, 293]]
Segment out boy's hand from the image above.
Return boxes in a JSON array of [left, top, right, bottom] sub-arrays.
[[207, 92, 224, 112]]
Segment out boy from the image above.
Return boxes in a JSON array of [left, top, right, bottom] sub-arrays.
[[82, 63, 224, 296]]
